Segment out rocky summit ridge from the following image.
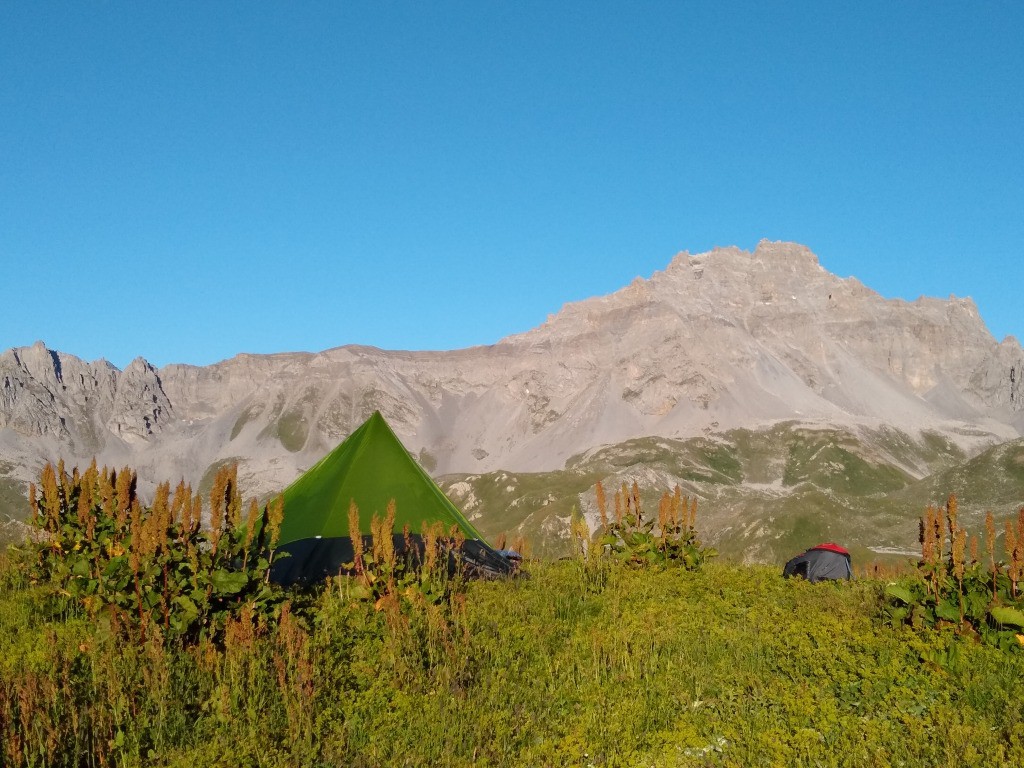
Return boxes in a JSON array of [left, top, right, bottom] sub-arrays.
[[2, 241, 1023, 526]]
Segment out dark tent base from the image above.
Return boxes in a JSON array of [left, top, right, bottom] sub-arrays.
[[270, 533, 517, 587]]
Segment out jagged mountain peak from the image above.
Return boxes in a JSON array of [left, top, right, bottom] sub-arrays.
[[0, 242, 1021, 513], [509, 242, 993, 365]]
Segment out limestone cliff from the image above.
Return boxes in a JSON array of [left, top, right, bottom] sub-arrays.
[[1, 241, 1021, 508]]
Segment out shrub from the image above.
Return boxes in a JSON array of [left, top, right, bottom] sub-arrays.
[[590, 480, 717, 570], [19, 460, 285, 645], [883, 494, 1024, 651]]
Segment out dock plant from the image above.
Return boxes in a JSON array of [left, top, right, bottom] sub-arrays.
[[593, 480, 716, 570], [884, 494, 1024, 650], [19, 460, 285, 645]]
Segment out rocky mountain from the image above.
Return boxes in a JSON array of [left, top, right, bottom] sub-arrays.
[[3, 240, 1023, 555]]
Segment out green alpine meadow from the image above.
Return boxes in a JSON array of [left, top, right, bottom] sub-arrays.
[[2, 454, 1023, 767], [7, 4, 1024, 766]]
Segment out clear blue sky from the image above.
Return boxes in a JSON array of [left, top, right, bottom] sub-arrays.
[[2, 2, 1022, 370]]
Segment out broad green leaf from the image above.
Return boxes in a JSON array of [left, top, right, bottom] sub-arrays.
[[935, 599, 960, 622], [173, 595, 200, 622], [142, 589, 162, 611], [884, 584, 914, 605], [210, 569, 248, 596], [990, 606, 1024, 627], [104, 555, 128, 578], [349, 583, 372, 601]]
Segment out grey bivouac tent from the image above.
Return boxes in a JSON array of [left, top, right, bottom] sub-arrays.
[[783, 542, 852, 583]]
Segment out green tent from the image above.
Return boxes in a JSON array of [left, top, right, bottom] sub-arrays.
[[269, 411, 514, 584]]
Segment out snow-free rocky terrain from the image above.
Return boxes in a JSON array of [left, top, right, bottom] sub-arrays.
[[3, 241, 1023, 559]]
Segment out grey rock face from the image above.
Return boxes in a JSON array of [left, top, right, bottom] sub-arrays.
[[1, 241, 1021, 504]]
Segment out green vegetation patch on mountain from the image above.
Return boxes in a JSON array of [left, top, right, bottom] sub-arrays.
[[872, 427, 967, 476], [445, 425, 1018, 566], [198, 457, 246, 501], [705, 485, 912, 567], [780, 431, 910, 496], [441, 467, 604, 558], [272, 387, 323, 452], [568, 435, 743, 484], [230, 401, 264, 440], [0, 466, 28, 547], [888, 438, 1024, 526]]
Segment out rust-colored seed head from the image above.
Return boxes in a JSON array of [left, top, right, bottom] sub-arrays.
[[78, 490, 93, 541], [348, 500, 363, 570], [128, 502, 144, 565], [658, 492, 670, 534], [512, 535, 527, 558], [422, 521, 439, 574], [952, 528, 967, 581], [595, 481, 608, 530], [190, 496, 202, 535], [921, 505, 936, 564], [116, 466, 135, 515], [170, 481, 186, 526], [614, 490, 624, 526], [266, 495, 284, 552], [1005, 521, 1018, 576], [986, 512, 997, 570], [180, 492, 191, 533], [103, 469, 122, 529], [224, 464, 241, 530], [244, 499, 259, 549], [209, 467, 229, 535], [936, 501, 947, 563], [153, 481, 170, 531], [40, 463, 60, 529], [631, 481, 642, 525], [28, 482, 38, 525], [85, 457, 98, 484], [56, 459, 68, 504], [1014, 513, 1024, 585], [369, 511, 382, 563]]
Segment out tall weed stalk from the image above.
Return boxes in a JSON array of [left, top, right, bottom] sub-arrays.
[[885, 494, 1024, 651]]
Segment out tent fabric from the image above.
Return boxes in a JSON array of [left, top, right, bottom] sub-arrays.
[[808, 542, 850, 556], [783, 543, 853, 583], [269, 411, 514, 585], [270, 534, 514, 585]]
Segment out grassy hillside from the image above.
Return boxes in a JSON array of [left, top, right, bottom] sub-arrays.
[[441, 426, 1016, 565], [1, 556, 1021, 767], [889, 439, 1024, 521], [0, 465, 29, 548], [1, 426, 1019, 566]]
